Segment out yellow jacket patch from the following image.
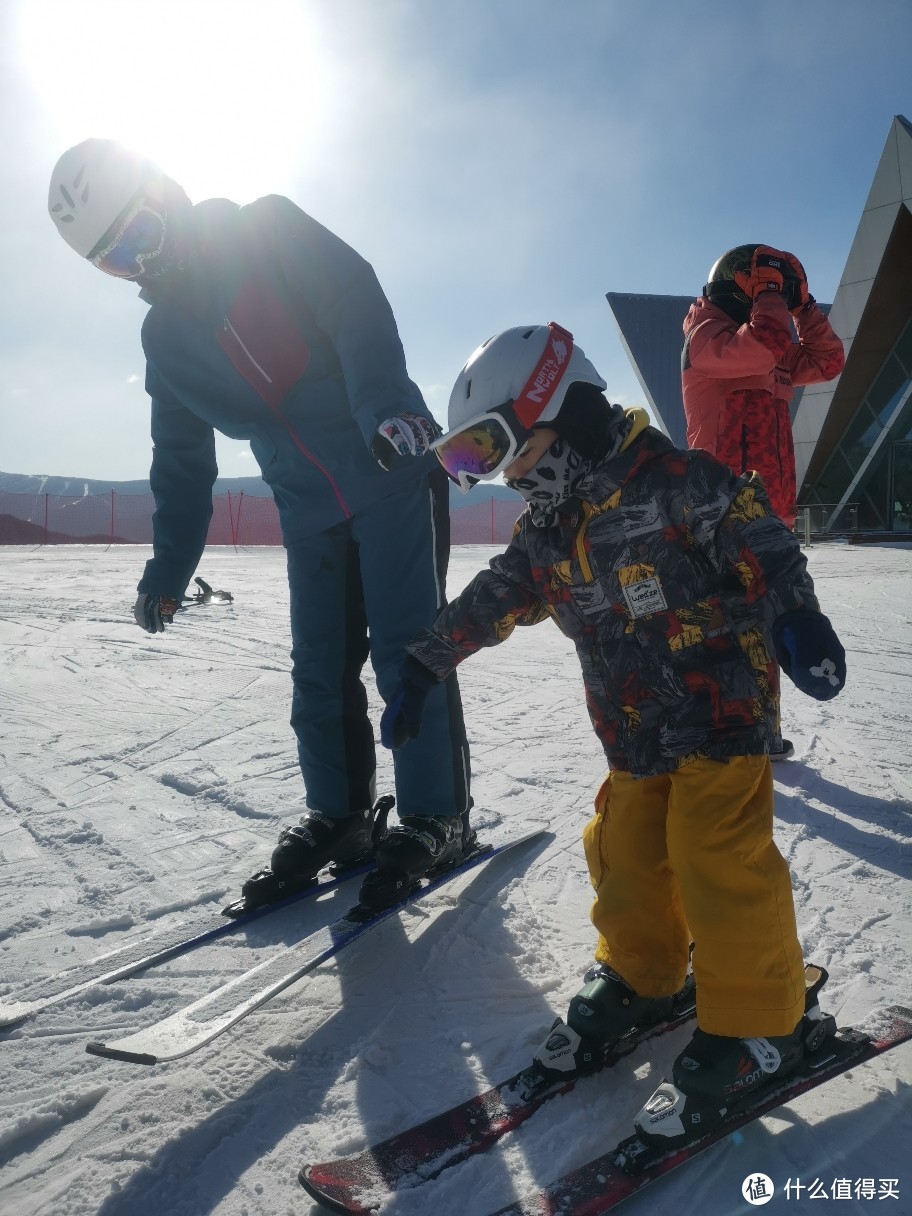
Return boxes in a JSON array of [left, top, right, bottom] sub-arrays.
[[728, 481, 768, 525]]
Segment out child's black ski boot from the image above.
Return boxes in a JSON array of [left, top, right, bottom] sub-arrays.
[[531, 964, 691, 1084], [633, 963, 836, 1152]]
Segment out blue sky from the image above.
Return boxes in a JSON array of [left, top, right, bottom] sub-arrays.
[[1, 0, 910, 481]]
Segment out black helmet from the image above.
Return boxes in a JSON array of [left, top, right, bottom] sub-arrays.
[[703, 244, 799, 322]]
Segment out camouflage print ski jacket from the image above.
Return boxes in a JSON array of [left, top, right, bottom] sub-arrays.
[[682, 293, 844, 529], [407, 417, 820, 777]]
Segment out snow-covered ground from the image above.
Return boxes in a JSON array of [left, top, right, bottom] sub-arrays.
[[1, 541, 910, 1216]]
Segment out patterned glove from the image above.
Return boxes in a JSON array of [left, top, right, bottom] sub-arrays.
[[372, 412, 442, 472], [380, 655, 440, 749], [733, 246, 787, 300], [772, 609, 846, 701], [133, 593, 181, 633], [782, 252, 810, 312]]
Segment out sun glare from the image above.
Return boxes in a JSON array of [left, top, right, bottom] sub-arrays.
[[19, 0, 330, 202]]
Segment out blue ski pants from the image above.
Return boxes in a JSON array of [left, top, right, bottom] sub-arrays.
[[286, 467, 471, 821]]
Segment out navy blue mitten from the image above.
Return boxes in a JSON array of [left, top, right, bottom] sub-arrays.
[[380, 655, 441, 749], [772, 609, 846, 701]]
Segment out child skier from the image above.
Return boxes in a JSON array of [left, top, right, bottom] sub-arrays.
[[379, 322, 847, 1144]]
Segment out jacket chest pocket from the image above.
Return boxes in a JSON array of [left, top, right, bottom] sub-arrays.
[[541, 549, 610, 620]]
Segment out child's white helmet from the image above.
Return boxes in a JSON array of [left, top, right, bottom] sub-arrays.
[[434, 323, 607, 492], [448, 323, 606, 431]]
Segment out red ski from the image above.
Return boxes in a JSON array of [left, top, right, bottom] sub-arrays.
[[299, 981, 697, 1213], [489, 1005, 912, 1215]]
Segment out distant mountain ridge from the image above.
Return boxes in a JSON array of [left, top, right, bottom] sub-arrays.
[[0, 469, 519, 507], [0, 470, 271, 499]]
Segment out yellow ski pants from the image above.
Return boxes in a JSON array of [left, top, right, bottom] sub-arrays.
[[582, 755, 806, 1037]]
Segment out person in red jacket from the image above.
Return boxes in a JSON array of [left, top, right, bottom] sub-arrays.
[[682, 244, 845, 760], [682, 244, 844, 529]]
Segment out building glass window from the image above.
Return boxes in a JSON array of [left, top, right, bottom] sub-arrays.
[[838, 402, 881, 474], [850, 487, 884, 531], [856, 466, 888, 530], [890, 442, 912, 530], [866, 354, 911, 426], [896, 390, 912, 441], [894, 317, 912, 377], [808, 326, 912, 532], [814, 447, 855, 505]]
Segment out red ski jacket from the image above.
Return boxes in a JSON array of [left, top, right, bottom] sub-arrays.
[[681, 293, 844, 528]]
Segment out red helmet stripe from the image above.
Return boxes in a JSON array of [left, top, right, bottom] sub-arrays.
[[512, 322, 574, 428]]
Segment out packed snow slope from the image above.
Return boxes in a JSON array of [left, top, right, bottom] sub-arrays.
[[1, 542, 910, 1216]]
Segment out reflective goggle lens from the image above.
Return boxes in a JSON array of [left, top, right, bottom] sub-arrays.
[[432, 415, 518, 482], [92, 203, 166, 278]]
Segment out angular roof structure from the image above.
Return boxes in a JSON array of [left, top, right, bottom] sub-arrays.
[[792, 115, 912, 530], [605, 292, 692, 448]]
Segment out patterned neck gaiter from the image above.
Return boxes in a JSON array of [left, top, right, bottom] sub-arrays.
[[505, 436, 593, 528]]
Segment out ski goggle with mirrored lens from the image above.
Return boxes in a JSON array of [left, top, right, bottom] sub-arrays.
[[89, 197, 167, 278], [432, 404, 532, 493], [432, 321, 575, 492]]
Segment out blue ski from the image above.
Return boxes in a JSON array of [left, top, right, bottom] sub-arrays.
[[85, 827, 549, 1065], [0, 862, 370, 1029]]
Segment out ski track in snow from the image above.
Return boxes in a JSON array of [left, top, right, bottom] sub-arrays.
[[0, 542, 910, 1216]]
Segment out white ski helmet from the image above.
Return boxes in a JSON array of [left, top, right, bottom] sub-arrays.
[[48, 139, 156, 258], [447, 323, 606, 431], [434, 323, 607, 491]]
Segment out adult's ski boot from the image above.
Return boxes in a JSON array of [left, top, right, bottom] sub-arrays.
[[224, 796, 393, 916], [633, 963, 836, 1153], [531, 964, 693, 1085], [356, 809, 475, 911]]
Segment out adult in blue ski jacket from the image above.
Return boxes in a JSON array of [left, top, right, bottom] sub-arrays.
[[48, 140, 471, 907]]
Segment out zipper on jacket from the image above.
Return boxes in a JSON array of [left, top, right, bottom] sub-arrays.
[[221, 316, 351, 519], [741, 424, 748, 474], [223, 317, 273, 384], [575, 503, 595, 582]]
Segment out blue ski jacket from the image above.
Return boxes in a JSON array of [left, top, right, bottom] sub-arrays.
[[136, 194, 436, 597]]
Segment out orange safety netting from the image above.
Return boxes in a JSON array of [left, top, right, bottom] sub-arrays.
[[0, 491, 523, 547]]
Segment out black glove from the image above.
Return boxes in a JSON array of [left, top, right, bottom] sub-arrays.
[[372, 412, 442, 471], [133, 593, 181, 633], [380, 655, 440, 749], [772, 609, 846, 701]]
